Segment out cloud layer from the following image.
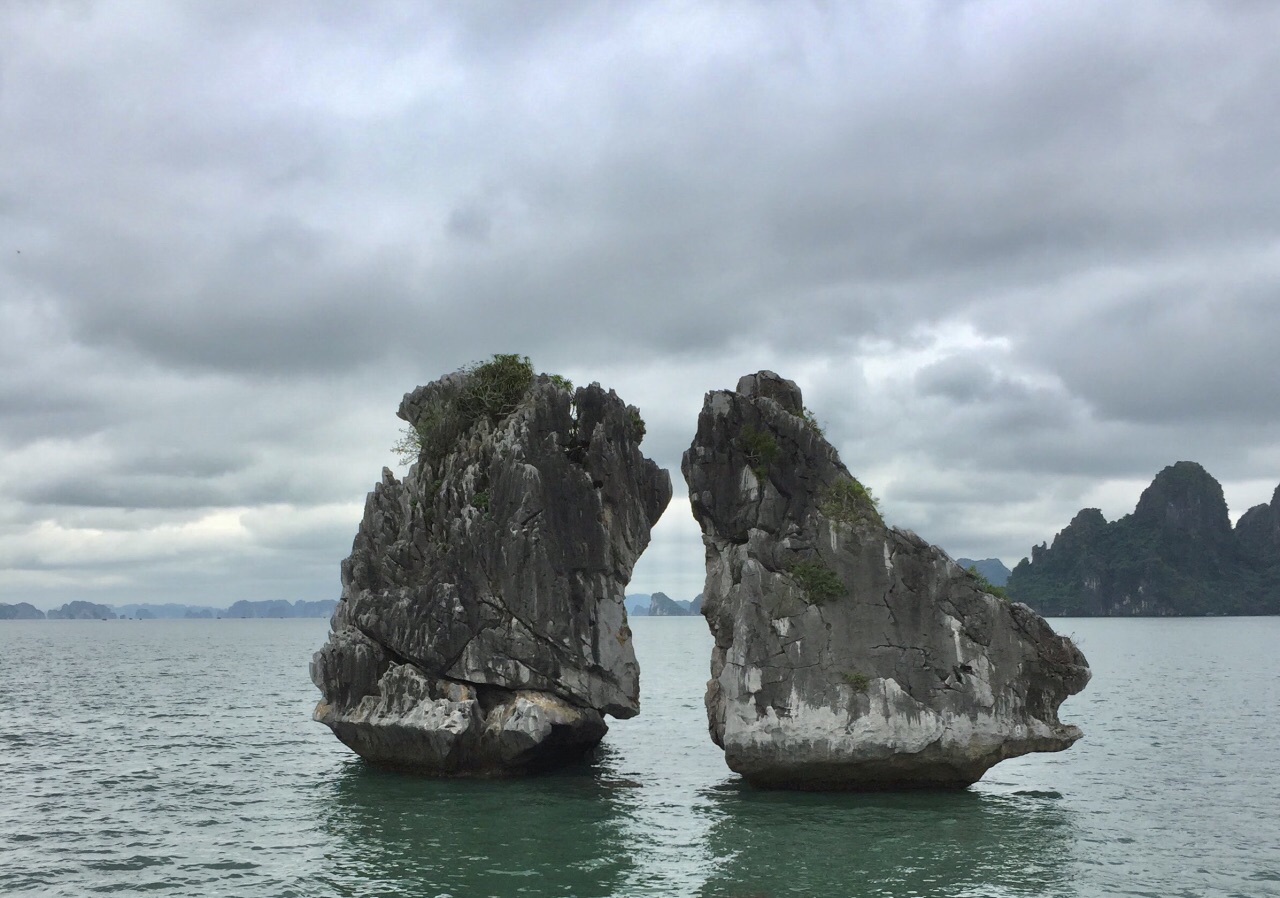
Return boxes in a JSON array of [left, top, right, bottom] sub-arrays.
[[3, 1, 1279, 608]]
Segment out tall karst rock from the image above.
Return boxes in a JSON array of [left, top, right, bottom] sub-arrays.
[[312, 356, 671, 774], [1008, 462, 1280, 615], [682, 371, 1089, 790], [647, 591, 693, 616]]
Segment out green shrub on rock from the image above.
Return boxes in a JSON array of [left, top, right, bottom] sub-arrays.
[[458, 353, 535, 424], [787, 559, 844, 604], [800, 406, 825, 436], [967, 565, 1009, 600], [739, 425, 780, 480], [396, 391, 467, 465], [628, 408, 646, 439], [819, 476, 882, 526], [394, 354, 572, 465], [841, 670, 871, 692]]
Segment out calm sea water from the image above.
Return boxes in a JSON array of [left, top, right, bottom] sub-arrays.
[[1, 615, 1278, 897]]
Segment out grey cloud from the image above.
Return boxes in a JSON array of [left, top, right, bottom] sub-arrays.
[[12, 0, 1280, 376], [1033, 286, 1280, 425], [0, 386, 109, 444], [915, 357, 998, 404], [14, 441, 269, 509], [4, 1, 1280, 605], [17, 477, 221, 510], [447, 205, 493, 243]]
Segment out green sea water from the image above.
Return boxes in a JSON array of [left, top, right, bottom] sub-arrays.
[[1, 616, 1278, 897]]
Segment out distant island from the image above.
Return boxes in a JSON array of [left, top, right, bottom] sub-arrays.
[[0, 599, 337, 621], [45, 600, 117, 620], [1009, 461, 1280, 615], [223, 599, 337, 618], [626, 592, 702, 617], [0, 601, 45, 620], [955, 558, 1011, 587]]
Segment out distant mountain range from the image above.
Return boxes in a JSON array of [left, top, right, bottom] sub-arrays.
[[626, 592, 703, 617], [0, 601, 45, 620], [0, 599, 337, 620], [1008, 461, 1280, 616], [224, 599, 337, 618], [955, 558, 1011, 587]]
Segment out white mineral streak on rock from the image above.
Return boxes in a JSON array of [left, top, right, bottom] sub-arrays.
[[683, 370, 1091, 790]]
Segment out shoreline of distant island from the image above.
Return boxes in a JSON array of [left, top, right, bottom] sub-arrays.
[[0, 598, 337, 621]]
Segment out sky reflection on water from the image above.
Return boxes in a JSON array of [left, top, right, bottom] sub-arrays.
[[3, 617, 1279, 897]]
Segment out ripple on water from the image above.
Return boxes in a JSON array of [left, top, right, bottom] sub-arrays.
[[1, 617, 1279, 896]]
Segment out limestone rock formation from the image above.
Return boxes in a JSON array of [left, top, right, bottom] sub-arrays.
[[312, 358, 671, 774], [1009, 462, 1280, 615], [0, 602, 45, 620], [46, 601, 115, 620], [648, 592, 694, 616], [682, 371, 1090, 790]]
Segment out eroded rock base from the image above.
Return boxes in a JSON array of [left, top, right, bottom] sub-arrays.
[[315, 671, 607, 775]]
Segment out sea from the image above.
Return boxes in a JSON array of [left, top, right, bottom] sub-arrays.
[[1, 615, 1278, 898]]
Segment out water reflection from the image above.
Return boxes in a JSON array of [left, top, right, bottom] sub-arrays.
[[319, 757, 639, 898], [317, 755, 1077, 898], [695, 785, 1077, 898]]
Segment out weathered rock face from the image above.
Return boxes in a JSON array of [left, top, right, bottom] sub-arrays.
[[312, 363, 671, 774], [682, 371, 1090, 790]]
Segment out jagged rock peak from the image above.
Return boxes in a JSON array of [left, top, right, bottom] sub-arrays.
[[1133, 461, 1230, 538], [1068, 508, 1108, 529], [683, 371, 1090, 790], [736, 370, 804, 414], [312, 356, 672, 775]]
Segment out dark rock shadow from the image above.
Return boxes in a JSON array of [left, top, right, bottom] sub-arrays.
[[316, 757, 638, 897]]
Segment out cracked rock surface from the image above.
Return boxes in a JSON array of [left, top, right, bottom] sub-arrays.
[[682, 371, 1090, 789], [311, 370, 671, 774]]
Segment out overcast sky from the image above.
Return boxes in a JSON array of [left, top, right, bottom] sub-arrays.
[[3, 1, 1279, 610]]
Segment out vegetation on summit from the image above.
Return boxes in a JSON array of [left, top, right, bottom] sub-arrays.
[[393, 354, 573, 465]]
